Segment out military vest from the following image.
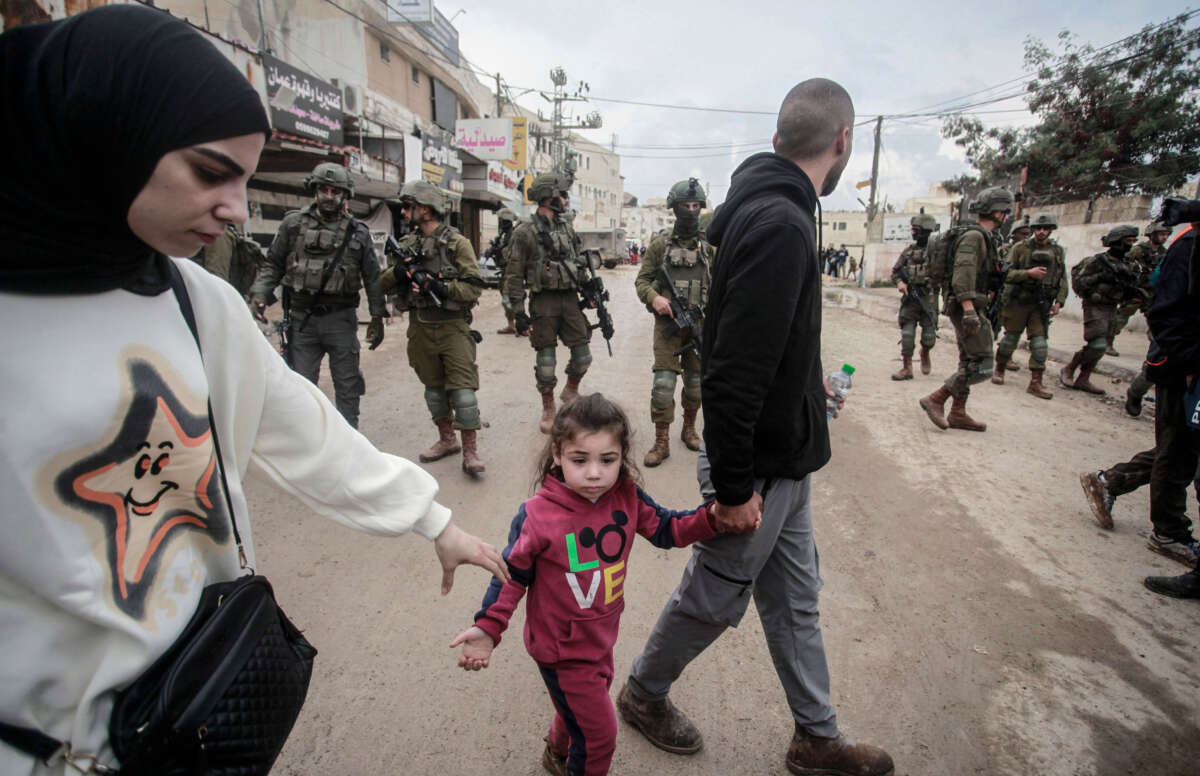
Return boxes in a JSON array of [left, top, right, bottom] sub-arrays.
[[409, 224, 470, 311], [902, 244, 931, 285], [661, 235, 712, 306], [283, 209, 365, 296], [1071, 252, 1128, 307], [1009, 238, 1063, 304], [526, 216, 582, 293]]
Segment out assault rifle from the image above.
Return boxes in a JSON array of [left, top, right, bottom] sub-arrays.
[[279, 286, 294, 368], [385, 235, 445, 307], [657, 265, 704, 357], [983, 259, 1011, 336], [482, 233, 504, 266], [578, 251, 615, 356], [894, 266, 936, 329]]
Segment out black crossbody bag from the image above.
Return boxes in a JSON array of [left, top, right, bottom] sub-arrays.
[[0, 258, 316, 774]]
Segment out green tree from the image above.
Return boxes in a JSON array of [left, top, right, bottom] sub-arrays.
[[943, 14, 1200, 203]]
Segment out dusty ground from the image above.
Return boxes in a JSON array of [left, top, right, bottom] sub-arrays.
[[249, 265, 1199, 776]]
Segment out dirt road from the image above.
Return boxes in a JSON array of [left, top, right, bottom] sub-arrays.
[[251, 265, 1199, 775]]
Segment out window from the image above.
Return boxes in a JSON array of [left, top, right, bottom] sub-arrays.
[[411, 65, 420, 84], [380, 41, 390, 62], [585, 156, 590, 170]]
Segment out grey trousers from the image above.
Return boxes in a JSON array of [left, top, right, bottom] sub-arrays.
[[628, 446, 838, 737], [290, 306, 363, 428]]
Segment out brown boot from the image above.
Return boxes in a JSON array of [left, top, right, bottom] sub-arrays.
[[1026, 368, 1053, 400], [786, 725, 894, 776], [496, 312, 516, 334], [991, 356, 1007, 385], [947, 393, 986, 431], [1059, 353, 1081, 388], [559, 376, 582, 405], [418, 419, 460, 462], [680, 408, 701, 451], [615, 682, 702, 755], [919, 385, 952, 430], [890, 355, 913, 381], [460, 429, 485, 476], [538, 389, 556, 434], [919, 345, 932, 375], [1073, 366, 1106, 395], [644, 422, 671, 467]]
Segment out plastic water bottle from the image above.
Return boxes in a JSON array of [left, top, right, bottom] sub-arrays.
[[826, 364, 855, 420]]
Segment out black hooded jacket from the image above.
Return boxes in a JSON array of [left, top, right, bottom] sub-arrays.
[[701, 153, 830, 506]]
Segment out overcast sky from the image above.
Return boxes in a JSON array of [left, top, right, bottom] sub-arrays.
[[449, 0, 1191, 211]]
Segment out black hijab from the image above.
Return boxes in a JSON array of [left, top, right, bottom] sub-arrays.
[[0, 4, 270, 294]]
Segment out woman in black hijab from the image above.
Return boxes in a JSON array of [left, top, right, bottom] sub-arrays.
[[0, 7, 507, 774]]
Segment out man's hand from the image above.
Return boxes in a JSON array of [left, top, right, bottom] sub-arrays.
[[651, 295, 674, 317], [711, 492, 763, 534], [962, 310, 981, 336], [449, 625, 495, 671], [514, 311, 532, 335], [1028, 266, 1048, 280], [365, 316, 384, 350], [823, 373, 849, 417], [433, 523, 509, 595], [248, 293, 269, 323], [1050, 301, 1062, 318], [897, 281, 908, 296]]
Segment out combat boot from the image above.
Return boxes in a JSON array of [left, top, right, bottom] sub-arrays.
[[419, 419, 460, 462], [919, 345, 932, 375], [460, 429, 485, 476], [891, 355, 913, 381], [947, 394, 986, 431], [1105, 337, 1119, 357], [496, 312, 516, 335], [1026, 368, 1053, 400], [680, 408, 701, 451], [559, 376, 582, 405], [1007, 360, 1020, 372], [919, 386, 952, 430], [991, 356, 1007, 385], [644, 423, 671, 467], [1073, 367, 1106, 395], [616, 683, 702, 755], [538, 389, 556, 434], [786, 724, 894, 776], [1059, 353, 1081, 388]]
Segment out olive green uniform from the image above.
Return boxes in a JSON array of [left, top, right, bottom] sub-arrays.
[[504, 212, 592, 391], [1069, 251, 1139, 370], [251, 203, 384, 428], [890, 242, 938, 356], [492, 224, 516, 315], [634, 231, 712, 424], [996, 237, 1068, 370], [943, 227, 999, 396], [1109, 239, 1165, 342], [382, 223, 483, 430], [189, 224, 262, 295]]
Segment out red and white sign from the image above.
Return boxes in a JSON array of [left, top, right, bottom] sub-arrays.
[[456, 118, 513, 161]]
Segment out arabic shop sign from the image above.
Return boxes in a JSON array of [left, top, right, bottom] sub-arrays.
[[263, 54, 344, 146], [421, 132, 463, 192], [455, 118, 513, 161]]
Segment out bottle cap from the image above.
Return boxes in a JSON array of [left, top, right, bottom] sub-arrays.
[[841, 364, 856, 374]]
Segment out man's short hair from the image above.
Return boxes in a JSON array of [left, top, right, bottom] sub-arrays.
[[775, 78, 854, 161]]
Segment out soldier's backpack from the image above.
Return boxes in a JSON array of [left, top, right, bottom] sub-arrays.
[[924, 223, 988, 297], [229, 230, 266, 296]]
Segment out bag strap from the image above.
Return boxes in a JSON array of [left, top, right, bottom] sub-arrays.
[[164, 257, 250, 570], [0, 720, 62, 763]]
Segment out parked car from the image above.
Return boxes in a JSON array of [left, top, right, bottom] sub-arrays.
[[478, 255, 501, 287]]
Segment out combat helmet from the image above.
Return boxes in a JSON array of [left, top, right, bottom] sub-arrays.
[[304, 163, 354, 197], [1144, 220, 1170, 236], [527, 173, 561, 204], [973, 187, 1015, 215], [497, 207, 517, 225], [666, 178, 707, 209], [1031, 212, 1058, 230], [1101, 224, 1139, 247], [910, 214, 938, 232], [399, 180, 448, 216]]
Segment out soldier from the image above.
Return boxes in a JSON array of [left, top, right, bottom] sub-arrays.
[[491, 207, 523, 335], [249, 162, 385, 429], [1000, 216, 1031, 260], [1106, 221, 1170, 356], [919, 186, 1013, 432], [1060, 225, 1141, 395], [505, 172, 594, 433], [189, 224, 263, 296], [634, 178, 713, 467], [382, 180, 486, 475], [890, 214, 940, 380], [1124, 220, 1173, 415], [991, 212, 1068, 399]]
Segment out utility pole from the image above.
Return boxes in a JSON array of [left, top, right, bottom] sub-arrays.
[[495, 72, 502, 116], [866, 115, 883, 223], [537, 66, 602, 180]]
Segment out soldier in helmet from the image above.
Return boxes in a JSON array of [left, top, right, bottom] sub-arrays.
[[505, 172, 595, 432], [919, 186, 1013, 432], [1106, 220, 1172, 356], [634, 178, 713, 466], [1122, 220, 1173, 415], [381, 180, 486, 475], [1000, 216, 1031, 261], [249, 162, 385, 429], [889, 213, 940, 380], [492, 207, 523, 335], [1061, 225, 1142, 394], [990, 212, 1068, 399]]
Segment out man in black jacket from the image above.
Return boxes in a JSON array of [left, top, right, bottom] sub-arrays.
[[616, 78, 894, 776]]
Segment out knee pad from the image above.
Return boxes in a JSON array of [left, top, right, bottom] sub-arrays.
[[998, 331, 1021, 353], [535, 347, 557, 384], [1029, 335, 1048, 364], [681, 371, 702, 404], [920, 326, 937, 349], [651, 370, 677, 411], [567, 344, 592, 375], [899, 321, 916, 350], [1085, 337, 1108, 361], [447, 387, 480, 430], [423, 387, 450, 421]]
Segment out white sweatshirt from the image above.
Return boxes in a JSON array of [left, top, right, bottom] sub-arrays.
[[0, 259, 450, 774]]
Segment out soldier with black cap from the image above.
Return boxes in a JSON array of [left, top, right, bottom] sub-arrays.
[[634, 178, 713, 466], [249, 161, 385, 429], [889, 213, 940, 380]]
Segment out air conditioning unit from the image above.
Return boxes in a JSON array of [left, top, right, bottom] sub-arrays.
[[343, 83, 362, 115]]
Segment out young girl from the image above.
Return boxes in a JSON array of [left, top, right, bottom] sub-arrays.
[[450, 393, 725, 776]]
